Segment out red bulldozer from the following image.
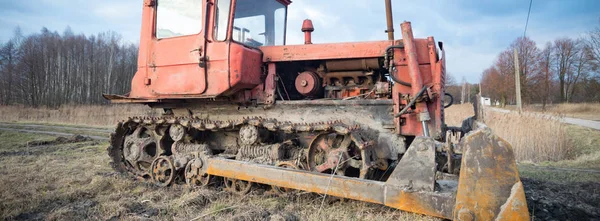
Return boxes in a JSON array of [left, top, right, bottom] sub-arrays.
[[104, 0, 529, 220]]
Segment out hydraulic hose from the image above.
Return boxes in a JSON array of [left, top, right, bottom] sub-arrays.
[[389, 70, 412, 87], [394, 86, 427, 118], [444, 93, 454, 108], [385, 45, 412, 87]]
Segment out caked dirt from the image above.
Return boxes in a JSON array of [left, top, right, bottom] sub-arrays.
[[522, 178, 600, 221]]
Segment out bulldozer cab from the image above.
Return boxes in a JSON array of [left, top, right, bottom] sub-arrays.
[[138, 0, 288, 97]]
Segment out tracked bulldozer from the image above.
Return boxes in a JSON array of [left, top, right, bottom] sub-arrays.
[[104, 0, 529, 219]]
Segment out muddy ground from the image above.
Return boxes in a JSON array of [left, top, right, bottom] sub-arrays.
[[0, 130, 598, 220], [522, 178, 600, 221]]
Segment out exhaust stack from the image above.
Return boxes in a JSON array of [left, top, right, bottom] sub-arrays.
[[385, 0, 395, 40], [302, 19, 314, 44]]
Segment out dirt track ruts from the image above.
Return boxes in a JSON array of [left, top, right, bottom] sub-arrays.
[[0, 123, 109, 140]]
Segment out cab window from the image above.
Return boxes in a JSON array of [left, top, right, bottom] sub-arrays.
[[233, 0, 286, 47], [156, 0, 203, 39]]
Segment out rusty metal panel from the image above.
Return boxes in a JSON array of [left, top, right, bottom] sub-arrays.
[[260, 41, 394, 62], [205, 157, 455, 219], [206, 158, 386, 204], [386, 136, 436, 191], [454, 124, 530, 221], [384, 188, 455, 219]]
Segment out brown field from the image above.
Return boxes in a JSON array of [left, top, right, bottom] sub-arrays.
[[0, 131, 437, 221], [0, 105, 156, 128], [503, 103, 600, 121], [1, 104, 600, 220]]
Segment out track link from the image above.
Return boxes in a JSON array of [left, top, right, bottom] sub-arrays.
[[108, 116, 376, 183]]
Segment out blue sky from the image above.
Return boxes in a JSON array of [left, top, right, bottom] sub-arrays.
[[0, 0, 598, 83]]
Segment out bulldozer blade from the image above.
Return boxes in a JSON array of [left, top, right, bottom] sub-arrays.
[[203, 122, 529, 220], [454, 122, 530, 221]]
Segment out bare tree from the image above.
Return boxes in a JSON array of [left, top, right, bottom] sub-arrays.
[[445, 72, 457, 86], [538, 42, 554, 109], [553, 38, 578, 102], [0, 26, 137, 107], [587, 19, 600, 72], [510, 37, 541, 104], [568, 40, 593, 101]]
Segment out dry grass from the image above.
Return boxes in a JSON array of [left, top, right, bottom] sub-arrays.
[[445, 104, 575, 163], [443, 104, 474, 126], [523, 103, 600, 121], [1, 104, 598, 219], [0, 130, 437, 221], [485, 111, 572, 163], [0, 104, 156, 128]]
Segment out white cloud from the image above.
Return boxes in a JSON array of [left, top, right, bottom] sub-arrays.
[[1, 0, 596, 83]]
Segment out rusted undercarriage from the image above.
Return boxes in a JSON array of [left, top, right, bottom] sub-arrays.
[[108, 101, 529, 220]]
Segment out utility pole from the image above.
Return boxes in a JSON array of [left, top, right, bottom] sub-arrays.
[[479, 82, 483, 105], [513, 48, 522, 112], [461, 77, 466, 104], [467, 83, 471, 103]]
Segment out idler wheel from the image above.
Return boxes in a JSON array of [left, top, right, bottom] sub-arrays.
[[150, 156, 176, 187], [185, 158, 211, 188], [224, 178, 253, 195], [295, 71, 321, 97]]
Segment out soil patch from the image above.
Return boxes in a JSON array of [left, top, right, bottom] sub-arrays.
[[26, 135, 92, 146], [522, 178, 600, 221]]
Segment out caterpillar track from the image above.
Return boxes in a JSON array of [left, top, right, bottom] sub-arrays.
[[108, 115, 383, 193]]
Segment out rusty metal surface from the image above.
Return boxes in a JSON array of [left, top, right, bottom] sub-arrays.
[[386, 136, 436, 191], [400, 22, 426, 111], [104, 1, 530, 220], [385, 0, 395, 40], [453, 124, 530, 221], [301, 19, 314, 44], [390, 25, 445, 138], [206, 157, 455, 219], [276, 99, 393, 106], [325, 59, 380, 71], [260, 41, 394, 62], [295, 71, 321, 97], [109, 113, 529, 220]]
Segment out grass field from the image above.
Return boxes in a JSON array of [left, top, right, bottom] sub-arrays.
[[0, 130, 436, 221], [0, 105, 156, 127], [1, 104, 599, 220]]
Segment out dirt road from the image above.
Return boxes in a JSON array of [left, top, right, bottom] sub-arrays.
[[488, 107, 600, 130]]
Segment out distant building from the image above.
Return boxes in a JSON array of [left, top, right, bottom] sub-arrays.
[[481, 97, 491, 106]]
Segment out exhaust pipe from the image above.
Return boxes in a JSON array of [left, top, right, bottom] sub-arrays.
[[385, 0, 395, 40]]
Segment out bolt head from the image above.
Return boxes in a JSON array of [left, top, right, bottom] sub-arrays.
[[301, 80, 308, 87]]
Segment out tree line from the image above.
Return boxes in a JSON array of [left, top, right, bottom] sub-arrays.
[[479, 21, 600, 107], [0, 27, 137, 107]]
